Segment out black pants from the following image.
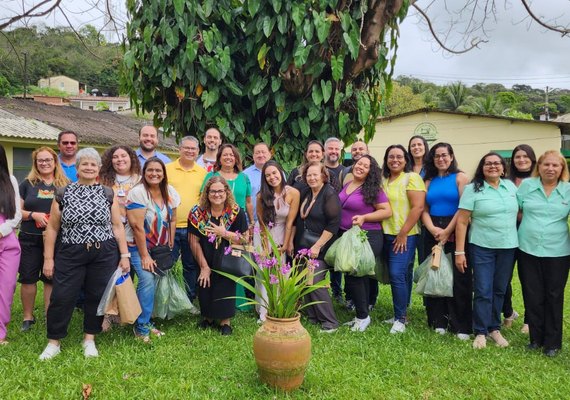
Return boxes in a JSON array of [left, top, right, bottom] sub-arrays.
[[343, 230, 383, 319], [423, 216, 473, 334], [518, 251, 570, 350], [47, 240, 119, 340]]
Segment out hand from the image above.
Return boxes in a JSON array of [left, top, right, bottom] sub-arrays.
[[205, 221, 226, 237], [430, 227, 444, 240], [352, 215, 366, 227], [118, 257, 130, 273], [32, 212, 49, 228], [309, 244, 321, 259], [198, 267, 211, 288], [141, 254, 156, 274], [436, 229, 451, 245], [455, 254, 467, 273], [392, 233, 408, 254], [43, 259, 55, 279]]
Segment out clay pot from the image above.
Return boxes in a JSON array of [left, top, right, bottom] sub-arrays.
[[253, 313, 311, 391]]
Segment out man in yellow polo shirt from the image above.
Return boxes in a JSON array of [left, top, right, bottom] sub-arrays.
[[166, 136, 207, 302]]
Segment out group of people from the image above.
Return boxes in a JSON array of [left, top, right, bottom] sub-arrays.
[[0, 126, 568, 361]]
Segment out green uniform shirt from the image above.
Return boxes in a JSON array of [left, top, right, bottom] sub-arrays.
[[458, 179, 518, 249], [517, 177, 570, 257]]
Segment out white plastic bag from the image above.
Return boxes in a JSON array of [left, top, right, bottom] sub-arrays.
[[96, 267, 123, 316]]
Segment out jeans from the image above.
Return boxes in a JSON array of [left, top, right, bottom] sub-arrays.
[[384, 234, 418, 322], [171, 227, 197, 301], [131, 249, 156, 336], [470, 244, 515, 335]]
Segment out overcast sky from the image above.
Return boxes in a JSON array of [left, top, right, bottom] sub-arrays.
[[3, 0, 570, 89]]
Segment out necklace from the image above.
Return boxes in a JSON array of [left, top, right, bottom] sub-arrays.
[[115, 174, 133, 197]]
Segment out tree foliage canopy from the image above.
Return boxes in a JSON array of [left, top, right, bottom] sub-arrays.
[[123, 0, 409, 167]]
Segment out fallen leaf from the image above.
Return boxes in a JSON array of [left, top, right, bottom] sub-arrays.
[[82, 384, 92, 400]]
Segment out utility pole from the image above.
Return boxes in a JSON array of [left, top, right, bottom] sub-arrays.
[[545, 86, 550, 121], [23, 51, 28, 99]]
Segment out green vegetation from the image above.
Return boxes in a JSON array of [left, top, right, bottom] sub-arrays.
[[1, 265, 568, 399]]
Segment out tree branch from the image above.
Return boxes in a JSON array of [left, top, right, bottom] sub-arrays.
[[519, 0, 570, 36], [0, 0, 62, 31], [412, 2, 488, 54], [57, 5, 103, 60]]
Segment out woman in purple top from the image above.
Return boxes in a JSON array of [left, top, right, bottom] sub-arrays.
[[339, 155, 392, 332]]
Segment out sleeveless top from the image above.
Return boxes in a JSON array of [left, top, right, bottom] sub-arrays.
[[426, 173, 459, 217], [270, 187, 291, 245], [58, 183, 114, 244]]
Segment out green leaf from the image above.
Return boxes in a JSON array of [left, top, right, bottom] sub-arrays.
[[293, 44, 311, 67], [308, 105, 320, 121], [203, 30, 214, 52], [303, 20, 314, 42], [219, 46, 231, 77], [124, 50, 135, 69], [270, 0, 282, 13], [278, 107, 291, 124], [263, 16, 275, 38], [338, 112, 349, 134], [312, 84, 323, 106], [292, 3, 304, 27], [357, 91, 371, 125], [321, 80, 332, 103], [256, 93, 269, 110], [165, 27, 178, 48], [274, 92, 285, 110], [257, 43, 270, 69], [334, 91, 343, 110], [143, 26, 153, 45], [248, 0, 261, 17], [251, 78, 268, 96], [331, 54, 344, 81], [226, 81, 243, 96], [314, 11, 331, 43], [202, 88, 220, 109], [298, 117, 310, 137], [203, 0, 213, 17], [173, 0, 184, 16], [343, 30, 360, 60], [277, 14, 288, 34], [271, 76, 281, 92]]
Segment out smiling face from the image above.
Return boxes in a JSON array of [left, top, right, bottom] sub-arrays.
[[352, 157, 371, 181], [207, 181, 227, 207], [387, 148, 407, 174], [351, 141, 367, 161], [112, 148, 132, 175], [409, 138, 426, 160], [305, 164, 324, 188], [35, 150, 55, 176], [253, 144, 271, 168], [538, 154, 563, 183], [58, 133, 78, 158], [325, 140, 341, 164], [77, 157, 100, 181], [179, 139, 199, 163], [220, 147, 236, 170], [306, 143, 324, 163], [482, 155, 504, 181], [264, 165, 282, 188], [433, 146, 453, 174], [204, 129, 222, 151], [144, 161, 164, 186], [513, 150, 533, 173], [139, 126, 159, 152]]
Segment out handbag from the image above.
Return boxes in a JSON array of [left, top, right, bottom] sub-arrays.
[[150, 244, 174, 276], [219, 244, 254, 277], [298, 223, 321, 250]]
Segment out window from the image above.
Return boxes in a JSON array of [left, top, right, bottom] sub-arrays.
[[59, 82, 65, 89], [12, 147, 34, 183]]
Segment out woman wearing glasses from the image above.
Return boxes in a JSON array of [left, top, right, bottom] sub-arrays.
[[455, 153, 518, 350]]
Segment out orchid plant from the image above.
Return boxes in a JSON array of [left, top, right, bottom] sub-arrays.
[[215, 226, 329, 319]]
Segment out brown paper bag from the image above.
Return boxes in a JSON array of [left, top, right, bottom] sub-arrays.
[[115, 275, 142, 324], [431, 244, 442, 270], [105, 295, 119, 316]]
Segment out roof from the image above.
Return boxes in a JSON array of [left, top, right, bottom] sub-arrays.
[[69, 96, 131, 102], [38, 75, 79, 83], [0, 98, 177, 150], [554, 113, 570, 123], [0, 108, 60, 140], [378, 108, 570, 128]]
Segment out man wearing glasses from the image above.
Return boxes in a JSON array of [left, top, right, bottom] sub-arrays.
[[57, 131, 79, 182]]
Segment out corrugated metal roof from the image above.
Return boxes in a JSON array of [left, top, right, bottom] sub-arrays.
[[0, 109, 60, 141]]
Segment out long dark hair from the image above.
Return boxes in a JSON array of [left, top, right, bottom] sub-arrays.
[[382, 144, 412, 178], [508, 144, 536, 182], [355, 155, 383, 206], [408, 135, 429, 167], [141, 157, 170, 206], [472, 152, 507, 192], [214, 144, 243, 173], [100, 145, 141, 186], [259, 160, 286, 225], [423, 143, 461, 181], [0, 144, 16, 219]]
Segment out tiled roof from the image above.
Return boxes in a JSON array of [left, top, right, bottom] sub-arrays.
[[0, 108, 60, 140], [0, 98, 178, 150]]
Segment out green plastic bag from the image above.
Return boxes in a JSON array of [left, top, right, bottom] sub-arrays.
[[415, 253, 454, 298], [324, 238, 340, 266], [330, 226, 376, 277], [153, 272, 171, 319], [153, 271, 194, 319], [374, 255, 390, 284]]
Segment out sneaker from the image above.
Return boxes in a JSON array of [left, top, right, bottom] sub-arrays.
[[384, 317, 409, 325], [197, 319, 213, 330], [489, 330, 509, 348], [345, 300, 355, 311], [473, 334, 486, 349], [351, 316, 371, 332], [319, 327, 338, 334], [521, 324, 529, 334], [503, 310, 519, 328], [220, 324, 233, 336], [82, 340, 99, 358], [390, 320, 406, 334], [456, 333, 471, 341], [343, 318, 357, 327], [39, 343, 61, 360], [435, 328, 446, 335], [21, 319, 36, 332]]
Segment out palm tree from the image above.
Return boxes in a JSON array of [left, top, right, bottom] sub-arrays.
[[468, 95, 503, 115], [439, 82, 468, 111]]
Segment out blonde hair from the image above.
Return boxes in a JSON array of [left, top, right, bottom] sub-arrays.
[[26, 146, 69, 187], [199, 175, 237, 211], [532, 150, 570, 182]]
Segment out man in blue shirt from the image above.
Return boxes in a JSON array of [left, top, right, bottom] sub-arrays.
[[136, 125, 171, 168], [57, 131, 79, 182], [243, 142, 271, 223]]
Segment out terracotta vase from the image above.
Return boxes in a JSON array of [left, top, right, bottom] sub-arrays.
[[253, 313, 312, 391]]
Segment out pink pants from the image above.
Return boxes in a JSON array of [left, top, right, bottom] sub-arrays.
[[0, 222, 21, 340]]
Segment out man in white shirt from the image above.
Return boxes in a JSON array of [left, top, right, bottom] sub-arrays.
[[196, 127, 222, 172], [243, 142, 271, 223]]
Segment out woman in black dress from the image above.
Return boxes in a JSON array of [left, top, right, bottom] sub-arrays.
[[188, 176, 248, 335]]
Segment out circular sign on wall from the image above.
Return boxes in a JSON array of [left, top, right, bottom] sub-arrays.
[[414, 122, 438, 143]]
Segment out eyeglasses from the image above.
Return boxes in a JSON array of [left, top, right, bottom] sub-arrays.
[[208, 189, 226, 195], [181, 146, 198, 151], [60, 141, 77, 146], [434, 153, 449, 160], [37, 159, 54, 164], [483, 162, 502, 167]]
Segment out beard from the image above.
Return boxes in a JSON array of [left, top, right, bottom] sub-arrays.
[[140, 142, 156, 152]]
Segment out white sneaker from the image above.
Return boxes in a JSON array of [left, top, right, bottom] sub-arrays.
[[39, 343, 61, 360], [435, 328, 446, 335], [351, 316, 371, 332], [456, 333, 470, 341], [82, 340, 99, 358], [383, 317, 395, 324], [343, 318, 357, 327], [390, 320, 406, 334], [319, 327, 338, 334]]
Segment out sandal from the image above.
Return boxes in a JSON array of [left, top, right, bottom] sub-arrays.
[[133, 327, 151, 344], [0, 339, 8, 345], [150, 327, 165, 337]]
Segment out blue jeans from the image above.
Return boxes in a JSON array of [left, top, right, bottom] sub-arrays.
[[470, 244, 515, 335], [384, 234, 418, 322], [171, 227, 197, 301], [131, 248, 156, 335]]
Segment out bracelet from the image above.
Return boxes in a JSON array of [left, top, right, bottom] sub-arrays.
[[120, 253, 131, 258], [454, 251, 465, 256], [29, 211, 34, 220]]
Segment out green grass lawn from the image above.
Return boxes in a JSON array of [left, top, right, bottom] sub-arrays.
[[1, 266, 569, 400]]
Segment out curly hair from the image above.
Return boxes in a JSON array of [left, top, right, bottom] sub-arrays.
[[353, 155, 383, 206], [382, 144, 412, 178], [99, 145, 141, 186], [199, 175, 237, 211], [259, 160, 286, 225], [213, 143, 243, 173], [472, 152, 507, 192], [423, 143, 461, 182], [26, 146, 69, 187]]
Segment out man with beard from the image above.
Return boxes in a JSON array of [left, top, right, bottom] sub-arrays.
[[57, 131, 79, 182], [197, 127, 222, 173], [324, 137, 344, 193], [136, 125, 171, 168], [340, 140, 369, 186]]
